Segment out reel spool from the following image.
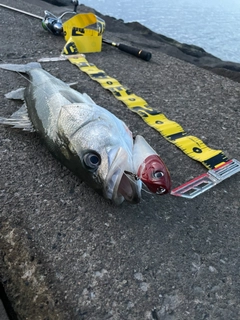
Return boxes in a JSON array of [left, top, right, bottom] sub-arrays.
[[41, 0, 80, 35], [42, 10, 76, 35]]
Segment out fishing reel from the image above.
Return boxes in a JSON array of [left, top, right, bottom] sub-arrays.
[[42, 0, 80, 35], [42, 11, 70, 35]]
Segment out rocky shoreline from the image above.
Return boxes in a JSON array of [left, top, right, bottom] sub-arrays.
[[42, 0, 240, 83]]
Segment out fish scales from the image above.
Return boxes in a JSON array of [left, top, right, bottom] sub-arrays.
[[0, 62, 171, 204]]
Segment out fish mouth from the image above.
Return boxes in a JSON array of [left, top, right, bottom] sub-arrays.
[[116, 171, 141, 204], [104, 147, 142, 205]]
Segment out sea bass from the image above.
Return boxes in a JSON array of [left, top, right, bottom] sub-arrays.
[[0, 62, 171, 204]]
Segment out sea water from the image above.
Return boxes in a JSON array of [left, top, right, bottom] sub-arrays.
[[81, 0, 240, 63]]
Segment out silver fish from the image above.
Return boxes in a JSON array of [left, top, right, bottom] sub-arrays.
[[0, 62, 143, 205]]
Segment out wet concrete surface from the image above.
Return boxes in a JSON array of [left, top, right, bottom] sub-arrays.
[[0, 0, 240, 319]]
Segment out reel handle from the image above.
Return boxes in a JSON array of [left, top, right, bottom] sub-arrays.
[[103, 39, 152, 61]]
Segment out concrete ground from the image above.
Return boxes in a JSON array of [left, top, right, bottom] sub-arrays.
[[0, 0, 239, 319]]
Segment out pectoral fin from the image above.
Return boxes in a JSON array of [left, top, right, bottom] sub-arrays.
[[59, 89, 96, 105], [5, 87, 25, 100]]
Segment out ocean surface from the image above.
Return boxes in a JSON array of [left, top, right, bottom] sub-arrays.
[[81, 0, 240, 63]]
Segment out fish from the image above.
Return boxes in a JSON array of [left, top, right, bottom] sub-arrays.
[[0, 62, 171, 204]]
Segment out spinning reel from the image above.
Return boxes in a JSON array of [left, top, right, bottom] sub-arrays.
[[41, 0, 80, 35]]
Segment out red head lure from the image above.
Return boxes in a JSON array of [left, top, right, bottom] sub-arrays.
[[133, 135, 171, 195]]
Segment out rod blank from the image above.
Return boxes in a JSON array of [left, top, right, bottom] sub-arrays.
[[0, 3, 43, 19]]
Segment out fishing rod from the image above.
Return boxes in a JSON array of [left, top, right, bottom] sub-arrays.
[[0, 2, 152, 61], [102, 39, 152, 61]]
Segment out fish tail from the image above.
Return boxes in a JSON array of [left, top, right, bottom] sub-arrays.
[[0, 62, 42, 73]]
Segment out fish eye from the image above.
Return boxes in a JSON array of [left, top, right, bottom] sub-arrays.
[[153, 171, 164, 178], [83, 152, 101, 170]]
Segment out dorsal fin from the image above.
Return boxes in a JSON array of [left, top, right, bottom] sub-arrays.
[[82, 92, 96, 105], [59, 89, 96, 105]]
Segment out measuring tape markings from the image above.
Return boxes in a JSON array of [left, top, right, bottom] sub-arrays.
[[67, 55, 229, 171], [1, 3, 238, 198]]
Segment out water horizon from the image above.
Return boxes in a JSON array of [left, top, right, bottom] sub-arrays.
[[81, 0, 240, 63]]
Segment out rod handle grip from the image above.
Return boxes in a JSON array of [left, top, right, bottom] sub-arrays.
[[117, 43, 152, 61]]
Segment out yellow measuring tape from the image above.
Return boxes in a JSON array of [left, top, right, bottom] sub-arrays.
[[65, 54, 228, 170], [59, 43, 240, 199]]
